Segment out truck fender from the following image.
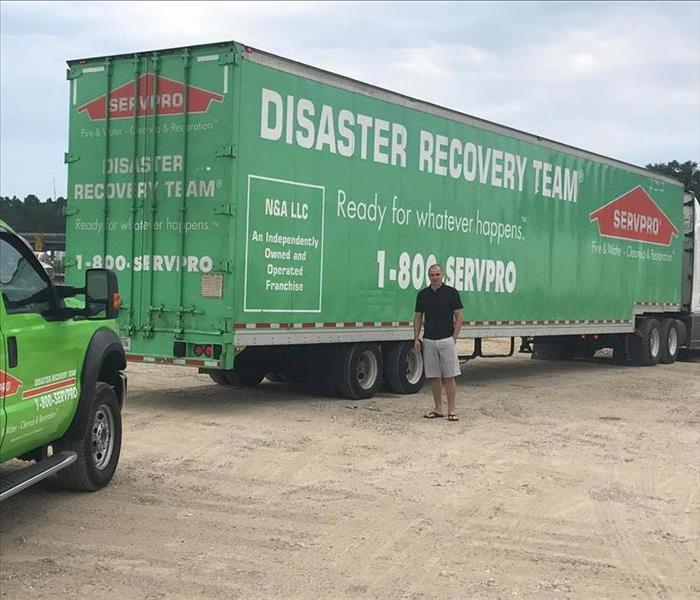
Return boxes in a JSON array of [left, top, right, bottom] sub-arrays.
[[62, 327, 126, 442]]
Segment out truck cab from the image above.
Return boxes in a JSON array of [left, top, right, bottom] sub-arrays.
[[0, 222, 126, 500]]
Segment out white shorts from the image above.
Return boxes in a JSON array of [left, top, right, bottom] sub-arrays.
[[422, 337, 461, 379]]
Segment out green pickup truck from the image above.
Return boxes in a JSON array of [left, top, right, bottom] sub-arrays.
[[0, 222, 126, 500]]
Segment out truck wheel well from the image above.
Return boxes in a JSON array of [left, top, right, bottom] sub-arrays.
[[98, 350, 126, 405]]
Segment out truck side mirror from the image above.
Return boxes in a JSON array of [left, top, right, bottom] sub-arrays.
[[85, 269, 120, 319]]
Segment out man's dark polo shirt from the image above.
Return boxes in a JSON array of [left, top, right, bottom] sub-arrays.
[[415, 284, 463, 340]]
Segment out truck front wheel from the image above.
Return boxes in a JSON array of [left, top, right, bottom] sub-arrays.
[[56, 383, 122, 491], [383, 341, 425, 394]]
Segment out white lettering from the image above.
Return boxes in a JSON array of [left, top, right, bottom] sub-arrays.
[[260, 88, 283, 141], [419, 130, 434, 173]]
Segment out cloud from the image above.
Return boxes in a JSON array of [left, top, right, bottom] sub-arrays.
[[1, 0, 698, 198]]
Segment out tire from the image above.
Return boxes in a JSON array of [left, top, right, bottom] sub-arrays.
[[265, 371, 284, 382], [629, 319, 661, 366], [227, 365, 266, 386], [209, 372, 232, 385], [384, 341, 425, 394], [56, 383, 122, 491], [659, 319, 680, 364], [674, 319, 688, 347], [336, 343, 383, 400]]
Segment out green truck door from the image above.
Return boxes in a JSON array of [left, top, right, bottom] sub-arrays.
[[0, 235, 80, 461], [0, 315, 6, 450]]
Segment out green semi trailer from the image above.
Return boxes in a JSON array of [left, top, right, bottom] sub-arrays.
[[64, 41, 700, 399]]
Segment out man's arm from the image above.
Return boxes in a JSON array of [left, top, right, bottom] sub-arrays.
[[413, 312, 423, 352], [452, 309, 464, 343]]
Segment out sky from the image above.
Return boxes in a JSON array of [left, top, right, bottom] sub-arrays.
[[1, 0, 699, 200]]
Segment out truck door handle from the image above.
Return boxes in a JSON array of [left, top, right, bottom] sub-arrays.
[[8, 336, 17, 368]]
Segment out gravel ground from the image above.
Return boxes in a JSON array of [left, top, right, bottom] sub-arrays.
[[1, 347, 699, 599]]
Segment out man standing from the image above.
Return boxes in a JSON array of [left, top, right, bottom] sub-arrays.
[[414, 264, 464, 421]]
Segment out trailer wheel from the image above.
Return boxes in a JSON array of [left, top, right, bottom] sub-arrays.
[[227, 366, 266, 386], [674, 319, 688, 347], [383, 341, 425, 394], [209, 372, 232, 385], [629, 319, 661, 366], [336, 343, 382, 400], [659, 319, 680, 364]]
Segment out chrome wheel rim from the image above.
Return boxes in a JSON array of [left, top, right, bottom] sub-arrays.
[[650, 328, 660, 358], [668, 327, 677, 356], [357, 351, 379, 390], [406, 348, 423, 384], [92, 404, 115, 470]]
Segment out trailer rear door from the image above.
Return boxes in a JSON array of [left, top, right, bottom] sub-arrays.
[[65, 45, 237, 357]]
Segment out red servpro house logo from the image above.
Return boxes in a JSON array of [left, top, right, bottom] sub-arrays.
[[0, 370, 22, 397], [78, 74, 224, 121], [589, 186, 678, 246]]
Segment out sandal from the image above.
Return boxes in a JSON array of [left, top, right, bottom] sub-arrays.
[[423, 411, 444, 419], [447, 414, 459, 421]]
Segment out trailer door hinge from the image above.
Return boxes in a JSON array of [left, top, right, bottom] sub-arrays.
[[219, 51, 237, 66], [64, 152, 81, 164], [178, 306, 204, 316], [216, 145, 236, 158]]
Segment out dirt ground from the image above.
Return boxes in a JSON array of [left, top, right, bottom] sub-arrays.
[[1, 344, 699, 599]]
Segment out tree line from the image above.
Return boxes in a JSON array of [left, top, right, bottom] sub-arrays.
[[645, 160, 699, 198], [0, 161, 697, 234], [0, 195, 66, 232]]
